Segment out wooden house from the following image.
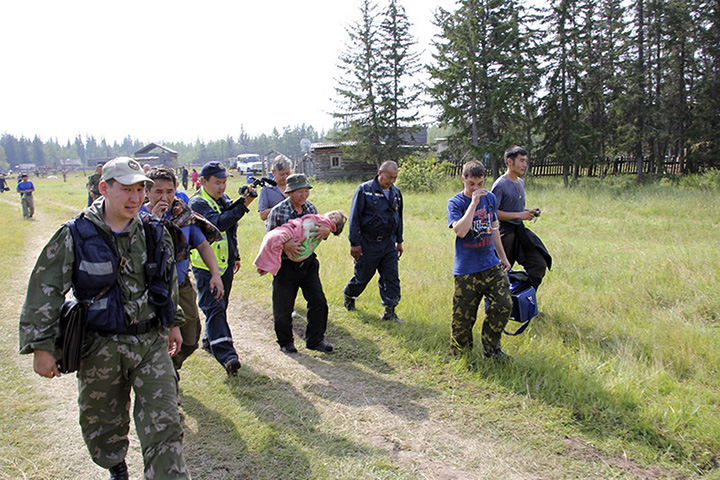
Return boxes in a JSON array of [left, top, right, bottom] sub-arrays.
[[310, 129, 428, 180], [134, 143, 179, 167]]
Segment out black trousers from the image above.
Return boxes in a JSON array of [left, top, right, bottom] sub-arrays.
[[272, 256, 328, 348], [500, 230, 547, 289]]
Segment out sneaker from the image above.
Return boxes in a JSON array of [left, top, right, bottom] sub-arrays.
[[280, 343, 298, 354], [307, 341, 334, 353], [344, 295, 356, 311], [223, 357, 241, 376], [381, 305, 402, 323], [108, 461, 129, 480]]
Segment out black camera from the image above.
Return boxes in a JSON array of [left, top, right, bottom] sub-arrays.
[[533, 209, 541, 217], [238, 177, 277, 198]]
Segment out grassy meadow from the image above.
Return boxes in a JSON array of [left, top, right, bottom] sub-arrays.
[[1, 170, 719, 478]]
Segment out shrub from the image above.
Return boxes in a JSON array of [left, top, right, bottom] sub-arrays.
[[397, 154, 451, 192]]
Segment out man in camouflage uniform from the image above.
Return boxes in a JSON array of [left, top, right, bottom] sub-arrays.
[[19, 157, 190, 480], [87, 162, 103, 206], [446, 160, 513, 359]]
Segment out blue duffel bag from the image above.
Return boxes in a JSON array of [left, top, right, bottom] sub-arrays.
[[485, 270, 539, 335]]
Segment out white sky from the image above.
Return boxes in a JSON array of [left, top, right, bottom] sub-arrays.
[[0, 0, 457, 144]]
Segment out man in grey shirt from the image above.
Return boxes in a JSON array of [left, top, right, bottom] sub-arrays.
[[491, 146, 551, 289], [257, 155, 292, 220]]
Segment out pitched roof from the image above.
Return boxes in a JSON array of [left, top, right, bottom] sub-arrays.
[[134, 143, 178, 155]]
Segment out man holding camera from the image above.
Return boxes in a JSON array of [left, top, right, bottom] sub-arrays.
[[491, 146, 552, 290], [257, 154, 292, 220], [189, 161, 256, 375]]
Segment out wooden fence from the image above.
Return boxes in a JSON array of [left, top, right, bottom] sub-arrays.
[[442, 155, 688, 178], [530, 156, 686, 177]]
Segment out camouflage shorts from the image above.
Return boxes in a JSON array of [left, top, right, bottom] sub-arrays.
[[451, 264, 512, 353]]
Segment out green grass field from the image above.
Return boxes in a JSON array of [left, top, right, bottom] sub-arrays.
[[1, 171, 719, 479]]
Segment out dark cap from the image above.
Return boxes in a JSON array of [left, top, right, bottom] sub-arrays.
[[285, 173, 313, 193], [200, 161, 233, 178]]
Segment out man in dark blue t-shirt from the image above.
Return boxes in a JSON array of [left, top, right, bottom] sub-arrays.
[[447, 161, 512, 359]]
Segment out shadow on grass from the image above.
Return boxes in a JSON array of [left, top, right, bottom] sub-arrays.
[[289, 312, 435, 421], [181, 361, 401, 479], [180, 364, 316, 479], [343, 302, 715, 471], [291, 308, 395, 375]]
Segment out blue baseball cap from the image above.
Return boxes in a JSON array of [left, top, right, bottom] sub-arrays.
[[200, 161, 233, 178]]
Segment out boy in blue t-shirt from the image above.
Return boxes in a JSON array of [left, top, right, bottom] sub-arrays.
[[446, 161, 513, 359]]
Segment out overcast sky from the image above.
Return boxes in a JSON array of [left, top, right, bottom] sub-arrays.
[[0, 0, 457, 144]]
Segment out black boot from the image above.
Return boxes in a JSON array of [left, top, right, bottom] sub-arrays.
[[344, 295, 356, 311], [382, 305, 402, 323], [109, 460, 128, 480]]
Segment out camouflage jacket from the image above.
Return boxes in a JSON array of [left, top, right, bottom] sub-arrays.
[[19, 199, 184, 354]]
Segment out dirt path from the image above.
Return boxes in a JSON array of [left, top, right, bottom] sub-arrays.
[[0, 197, 145, 480], [217, 300, 536, 480]]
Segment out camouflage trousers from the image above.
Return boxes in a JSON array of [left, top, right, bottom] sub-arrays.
[[173, 279, 202, 370], [451, 264, 512, 353], [78, 328, 190, 479], [21, 194, 34, 218]]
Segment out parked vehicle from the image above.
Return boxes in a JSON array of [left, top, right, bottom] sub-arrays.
[[236, 154, 261, 173]]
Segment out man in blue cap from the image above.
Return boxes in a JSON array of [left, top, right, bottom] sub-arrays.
[[189, 161, 256, 375]]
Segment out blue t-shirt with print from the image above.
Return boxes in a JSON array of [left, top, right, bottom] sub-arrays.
[[447, 191, 500, 276]]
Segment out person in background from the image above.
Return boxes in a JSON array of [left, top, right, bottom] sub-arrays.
[[143, 165, 225, 374], [343, 161, 404, 322], [86, 163, 103, 206], [265, 174, 334, 354], [189, 161, 256, 376], [447, 160, 513, 359], [190, 168, 200, 190], [491, 146, 552, 290], [257, 154, 292, 220], [181, 165, 189, 191], [0, 172, 9, 192], [19, 156, 189, 480], [17, 173, 35, 219]]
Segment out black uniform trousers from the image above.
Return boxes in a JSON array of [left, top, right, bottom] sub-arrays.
[[272, 255, 328, 348], [500, 228, 548, 290], [344, 236, 401, 307]]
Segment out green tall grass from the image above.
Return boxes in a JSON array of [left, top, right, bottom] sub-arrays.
[[241, 174, 720, 473]]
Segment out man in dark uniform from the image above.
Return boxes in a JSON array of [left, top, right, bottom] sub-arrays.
[[343, 161, 404, 322]]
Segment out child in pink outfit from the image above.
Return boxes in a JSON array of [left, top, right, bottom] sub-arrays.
[[253, 210, 347, 275]]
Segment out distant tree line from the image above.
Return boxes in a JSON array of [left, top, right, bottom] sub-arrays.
[[335, 0, 719, 183], [0, 124, 323, 170]]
